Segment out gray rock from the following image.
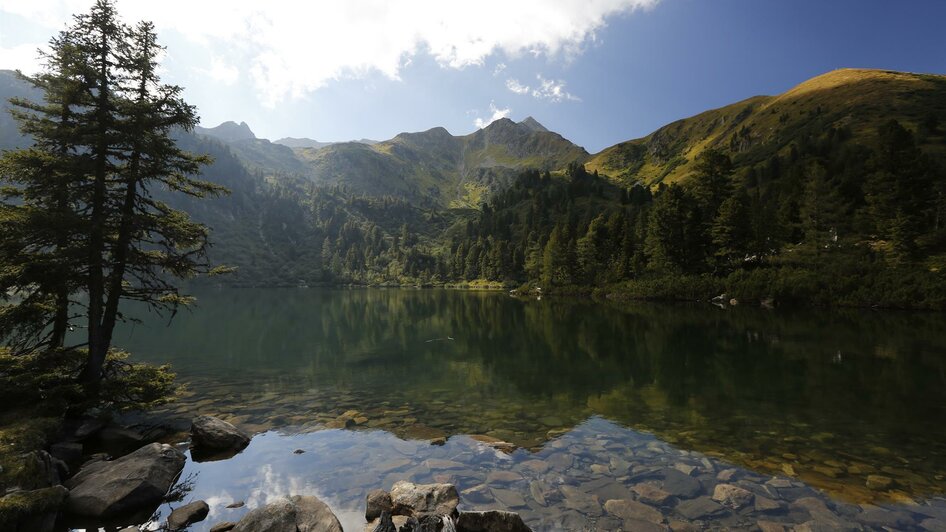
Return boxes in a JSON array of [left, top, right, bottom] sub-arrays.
[[65, 443, 185, 518], [232, 498, 297, 532], [603, 499, 664, 524], [366, 489, 393, 521], [456, 510, 532, 531], [291, 494, 343, 532], [168, 500, 210, 530], [674, 496, 726, 520], [209, 522, 237, 532], [231, 495, 342, 532], [190, 416, 250, 460], [711, 484, 754, 510], [390, 481, 459, 517], [660, 469, 702, 499]]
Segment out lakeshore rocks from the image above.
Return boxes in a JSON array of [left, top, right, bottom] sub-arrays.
[[365, 482, 532, 532], [390, 480, 459, 517], [366, 489, 393, 520], [190, 415, 251, 460], [0, 485, 68, 532], [231, 495, 342, 532], [456, 510, 531, 532], [64, 442, 185, 519], [712, 483, 754, 510], [167, 500, 210, 530]]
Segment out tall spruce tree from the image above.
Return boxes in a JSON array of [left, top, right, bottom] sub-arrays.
[[0, 29, 90, 353], [0, 0, 226, 388]]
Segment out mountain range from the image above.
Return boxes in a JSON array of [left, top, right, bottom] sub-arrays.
[[1, 67, 945, 292]]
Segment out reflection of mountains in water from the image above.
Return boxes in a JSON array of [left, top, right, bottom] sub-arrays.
[[116, 288, 946, 503]]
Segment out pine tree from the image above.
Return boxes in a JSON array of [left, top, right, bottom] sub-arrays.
[[711, 188, 751, 271], [0, 29, 89, 352], [0, 0, 226, 387]]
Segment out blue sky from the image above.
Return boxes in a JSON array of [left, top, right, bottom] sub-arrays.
[[2, 0, 946, 152]]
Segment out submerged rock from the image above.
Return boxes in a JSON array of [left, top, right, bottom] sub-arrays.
[[190, 416, 251, 460], [455, 511, 532, 532], [64, 443, 185, 519], [167, 500, 210, 530], [712, 483, 754, 510]]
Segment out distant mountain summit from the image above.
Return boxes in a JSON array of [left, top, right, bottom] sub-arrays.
[[195, 121, 256, 142], [518, 116, 549, 132]]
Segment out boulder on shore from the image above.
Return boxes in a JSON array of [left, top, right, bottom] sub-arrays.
[[64, 442, 185, 519], [366, 489, 393, 521], [390, 481, 459, 518], [232, 495, 342, 532], [190, 415, 251, 461]]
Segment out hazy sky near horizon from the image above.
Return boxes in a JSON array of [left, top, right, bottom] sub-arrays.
[[2, 0, 945, 152]]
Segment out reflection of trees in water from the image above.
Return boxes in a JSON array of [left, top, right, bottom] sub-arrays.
[[117, 289, 946, 498]]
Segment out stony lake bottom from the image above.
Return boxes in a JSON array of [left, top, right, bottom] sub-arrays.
[[77, 288, 946, 531]]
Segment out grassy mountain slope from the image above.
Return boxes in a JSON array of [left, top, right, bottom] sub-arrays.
[[587, 69, 946, 185]]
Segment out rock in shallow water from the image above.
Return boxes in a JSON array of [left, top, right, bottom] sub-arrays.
[[65, 443, 185, 519], [456, 510, 532, 531], [167, 500, 209, 530], [190, 415, 251, 460], [366, 489, 393, 521], [390, 480, 459, 517], [231, 495, 342, 532]]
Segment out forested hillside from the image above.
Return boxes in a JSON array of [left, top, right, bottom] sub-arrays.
[[3, 68, 946, 307]]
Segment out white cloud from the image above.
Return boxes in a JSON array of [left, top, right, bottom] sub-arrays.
[[204, 56, 239, 86], [532, 74, 581, 102], [0, 43, 46, 74], [506, 78, 530, 95], [493, 63, 507, 76], [0, 0, 658, 106], [505, 75, 580, 102], [473, 101, 511, 128]]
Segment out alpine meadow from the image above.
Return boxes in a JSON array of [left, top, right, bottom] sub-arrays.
[[2, 1, 946, 531]]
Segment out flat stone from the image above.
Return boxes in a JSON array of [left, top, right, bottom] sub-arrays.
[[660, 469, 702, 499], [632, 483, 673, 506], [519, 460, 549, 474], [865, 474, 893, 490], [603, 499, 664, 524], [487, 471, 523, 484], [227, 501, 245, 508], [754, 495, 782, 513], [168, 500, 210, 530], [209, 523, 237, 532], [491, 488, 527, 508], [756, 520, 785, 532], [190, 416, 251, 461], [856, 505, 914, 529], [674, 496, 726, 520], [560, 485, 602, 516], [712, 484, 754, 510]]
